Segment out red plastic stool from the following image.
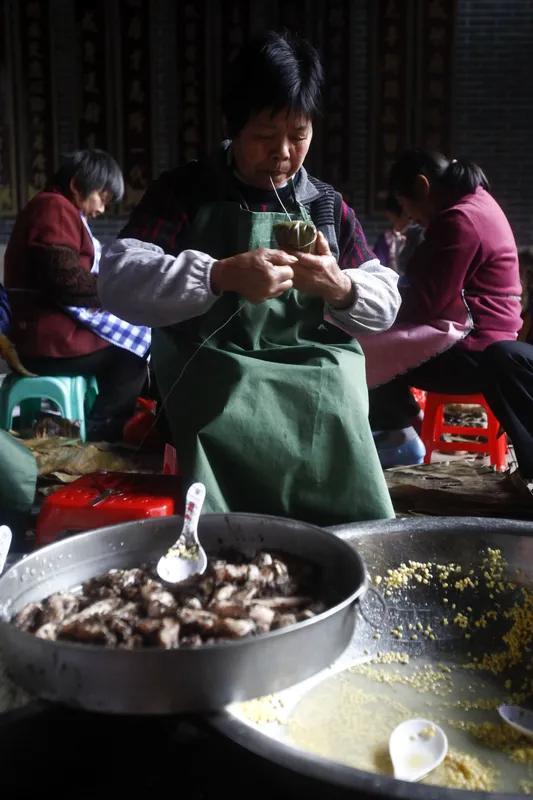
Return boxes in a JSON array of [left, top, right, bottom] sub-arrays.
[[122, 397, 163, 447], [410, 387, 427, 411], [419, 392, 507, 470], [36, 471, 184, 547]]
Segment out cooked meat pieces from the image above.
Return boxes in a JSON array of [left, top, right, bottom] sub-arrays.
[[14, 602, 44, 633], [13, 550, 325, 649], [46, 593, 81, 622]]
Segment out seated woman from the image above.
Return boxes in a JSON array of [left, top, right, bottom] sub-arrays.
[[356, 149, 522, 467], [4, 150, 149, 441], [99, 30, 401, 525]]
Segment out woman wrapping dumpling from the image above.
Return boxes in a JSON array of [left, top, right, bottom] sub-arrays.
[[99, 31, 400, 525]]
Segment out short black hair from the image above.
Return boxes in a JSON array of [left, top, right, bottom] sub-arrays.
[[222, 30, 323, 137], [51, 149, 124, 202], [389, 149, 489, 199]]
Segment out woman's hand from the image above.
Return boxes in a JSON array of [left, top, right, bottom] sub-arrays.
[[211, 248, 297, 304], [291, 231, 354, 308]]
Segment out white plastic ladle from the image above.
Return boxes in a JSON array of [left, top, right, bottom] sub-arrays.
[[156, 483, 207, 584], [389, 718, 448, 782], [498, 705, 533, 741], [0, 526, 12, 574]]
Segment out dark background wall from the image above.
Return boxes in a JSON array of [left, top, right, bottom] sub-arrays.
[[453, 0, 533, 245], [0, 0, 532, 262]]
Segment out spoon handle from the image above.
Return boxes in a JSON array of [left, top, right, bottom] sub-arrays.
[[182, 483, 206, 543], [0, 526, 12, 574]]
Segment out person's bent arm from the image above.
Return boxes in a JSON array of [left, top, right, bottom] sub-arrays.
[[291, 198, 401, 335], [99, 238, 219, 326], [327, 201, 400, 333], [99, 239, 297, 326]]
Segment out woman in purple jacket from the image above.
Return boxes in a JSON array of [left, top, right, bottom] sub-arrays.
[[362, 149, 522, 467]]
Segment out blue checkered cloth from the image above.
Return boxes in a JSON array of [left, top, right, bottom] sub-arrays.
[[65, 306, 151, 358], [64, 215, 151, 359]]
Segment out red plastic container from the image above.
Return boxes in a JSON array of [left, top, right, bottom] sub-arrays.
[[36, 471, 184, 547]]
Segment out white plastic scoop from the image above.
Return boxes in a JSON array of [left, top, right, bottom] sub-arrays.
[[0, 526, 12, 574], [389, 718, 448, 782], [156, 483, 207, 584], [498, 705, 533, 740]]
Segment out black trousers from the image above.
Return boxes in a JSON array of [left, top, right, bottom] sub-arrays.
[[479, 340, 533, 478], [24, 346, 148, 427], [369, 345, 485, 430]]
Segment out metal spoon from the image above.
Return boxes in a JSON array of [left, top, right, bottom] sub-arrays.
[[498, 705, 533, 740], [389, 718, 448, 782], [156, 482, 207, 584], [0, 526, 13, 574]]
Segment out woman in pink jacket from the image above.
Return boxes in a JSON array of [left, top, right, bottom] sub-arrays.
[[361, 149, 522, 467]]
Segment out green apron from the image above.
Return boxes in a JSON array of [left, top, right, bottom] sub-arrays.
[[152, 197, 394, 526]]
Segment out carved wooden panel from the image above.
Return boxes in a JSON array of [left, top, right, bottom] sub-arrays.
[[119, 0, 151, 212], [369, 0, 455, 213], [17, 0, 55, 203], [415, 0, 455, 153], [176, 0, 208, 163], [210, 0, 251, 145], [368, 0, 414, 214], [219, 0, 249, 71], [0, 0, 18, 215], [318, 0, 352, 194], [75, 0, 109, 150]]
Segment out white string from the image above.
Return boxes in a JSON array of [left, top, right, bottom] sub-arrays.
[[270, 175, 317, 251], [135, 304, 243, 451], [270, 175, 292, 221]]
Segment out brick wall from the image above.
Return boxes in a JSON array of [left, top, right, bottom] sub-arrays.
[[452, 0, 533, 246]]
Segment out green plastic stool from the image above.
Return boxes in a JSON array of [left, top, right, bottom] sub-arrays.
[[0, 374, 98, 441]]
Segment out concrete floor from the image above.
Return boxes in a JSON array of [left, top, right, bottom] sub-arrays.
[[2, 362, 532, 528]]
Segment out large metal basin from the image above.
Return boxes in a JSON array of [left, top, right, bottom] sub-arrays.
[[0, 513, 366, 714], [213, 516, 533, 800]]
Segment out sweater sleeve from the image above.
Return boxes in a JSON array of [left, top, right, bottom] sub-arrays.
[[398, 209, 479, 323], [325, 261, 400, 334], [99, 238, 217, 326], [28, 244, 99, 306], [325, 201, 401, 334]]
